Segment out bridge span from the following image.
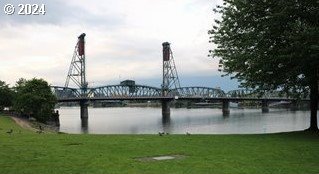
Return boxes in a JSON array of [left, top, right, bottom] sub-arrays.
[[52, 84, 306, 116], [52, 34, 308, 121]]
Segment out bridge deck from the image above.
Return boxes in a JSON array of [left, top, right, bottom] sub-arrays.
[[52, 86, 309, 102], [57, 97, 309, 102]]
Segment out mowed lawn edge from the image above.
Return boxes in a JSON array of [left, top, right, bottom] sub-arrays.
[[0, 115, 318, 174]]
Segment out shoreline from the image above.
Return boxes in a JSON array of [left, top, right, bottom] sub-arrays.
[[9, 115, 60, 133]]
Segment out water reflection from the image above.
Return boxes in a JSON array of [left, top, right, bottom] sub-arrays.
[[81, 118, 88, 133], [162, 112, 171, 133], [58, 107, 316, 134]]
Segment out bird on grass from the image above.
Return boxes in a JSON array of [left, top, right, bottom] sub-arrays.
[[36, 125, 44, 134], [158, 132, 165, 136], [36, 130, 44, 134], [6, 129, 13, 135], [186, 132, 191, 136]]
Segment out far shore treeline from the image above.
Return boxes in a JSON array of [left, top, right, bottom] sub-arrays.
[[0, 78, 57, 123]]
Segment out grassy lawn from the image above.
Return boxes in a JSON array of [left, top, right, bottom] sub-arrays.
[[0, 116, 318, 174]]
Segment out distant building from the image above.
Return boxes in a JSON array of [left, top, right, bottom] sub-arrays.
[[120, 80, 136, 93], [120, 80, 135, 86]]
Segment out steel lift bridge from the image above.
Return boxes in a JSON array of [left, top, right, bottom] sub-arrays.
[[51, 34, 307, 121]]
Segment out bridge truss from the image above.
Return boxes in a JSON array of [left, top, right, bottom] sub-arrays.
[[226, 89, 292, 99], [168, 87, 226, 98], [88, 85, 161, 98], [52, 85, 303, 102], [51, 86, 82, 99]]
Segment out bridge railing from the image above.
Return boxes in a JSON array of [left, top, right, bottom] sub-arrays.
[[167, 87, 226, 98], [225, 89, 305, 99], [87, 84, 161, 98], [51, 86, 82, 99], [51, 85, 309, 101]]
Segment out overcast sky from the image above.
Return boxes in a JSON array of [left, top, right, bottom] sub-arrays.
[[0, 0, 239, 91]]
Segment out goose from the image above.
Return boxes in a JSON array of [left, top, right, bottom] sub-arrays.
[[6, 129, 13, 134], [158, 132, 164, 136]]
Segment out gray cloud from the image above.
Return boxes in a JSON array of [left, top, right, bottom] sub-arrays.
[[0, 0, 237, 89]]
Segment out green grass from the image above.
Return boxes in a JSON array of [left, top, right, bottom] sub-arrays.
[[0, 116, 319, 174]]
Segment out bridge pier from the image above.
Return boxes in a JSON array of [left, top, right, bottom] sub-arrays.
[[290, 100, 298, 111], [81, 117, 88, 133], [261, 100, 269, 113], [80, 100, 89, 119], [162, 109, 171, 133], [222, 100, 230, 116], [162, 100, 171, 118], [161, 100, 171, 133], [80, 100, 89, 133]]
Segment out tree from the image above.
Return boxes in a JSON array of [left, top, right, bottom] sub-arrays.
[[0, 80, 14, 111], [14, 78, 57, 123], [209, 0, 319, 131]]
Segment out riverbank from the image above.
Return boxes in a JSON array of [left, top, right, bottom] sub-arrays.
[[10, 116, 38, 132], [0, 115, 318, 174], [8, 115, 59, 133]]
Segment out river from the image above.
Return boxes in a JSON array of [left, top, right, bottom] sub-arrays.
[[56, 107, 317, 134]]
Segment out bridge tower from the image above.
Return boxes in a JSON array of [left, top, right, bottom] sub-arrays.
[[261, 100, 269, 113], [65, 33, 88, 92], [65, 33, 89, 121], [162, 42, 180, 95], [161, 42, 180, 119]]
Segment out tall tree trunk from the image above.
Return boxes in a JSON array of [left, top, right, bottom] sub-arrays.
[[308, 69, 318, 132]]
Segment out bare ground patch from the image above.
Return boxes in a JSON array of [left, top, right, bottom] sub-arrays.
[[10, 116, 59, 133], [11, 116, 37, 132]]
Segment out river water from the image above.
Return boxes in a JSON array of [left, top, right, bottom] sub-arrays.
[[57, 107, 316, 134]]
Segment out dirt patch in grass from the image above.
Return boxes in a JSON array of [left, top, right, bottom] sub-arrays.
[[11, 116, 37, 132], [10, 116, 59, 133]]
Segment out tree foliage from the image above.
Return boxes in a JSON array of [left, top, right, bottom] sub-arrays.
[[0, 80, 14, 111], [209, 0, 319, 130], [14, 78, 57, 123]]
